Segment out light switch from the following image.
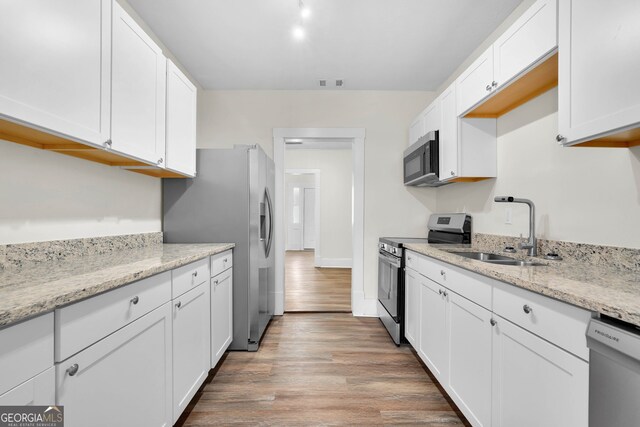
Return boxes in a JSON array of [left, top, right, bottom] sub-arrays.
[[505, 207, 512, 225]]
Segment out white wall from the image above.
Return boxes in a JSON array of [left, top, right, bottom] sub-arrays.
[[0, 141, 160, 244], [436, 88, 640, 248], [285, 150, 353, 264], [198, 90, 437, 298]]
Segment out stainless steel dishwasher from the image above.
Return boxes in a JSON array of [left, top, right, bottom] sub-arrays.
[[586, 316, 640, 427]]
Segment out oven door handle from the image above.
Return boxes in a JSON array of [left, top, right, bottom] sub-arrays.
[[378, 251, 401, 269]]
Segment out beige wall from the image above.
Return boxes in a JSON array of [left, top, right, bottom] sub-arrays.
[[436, 88, 640, 248], [198, 90, 438, 298], [285, 149, 353, 263]]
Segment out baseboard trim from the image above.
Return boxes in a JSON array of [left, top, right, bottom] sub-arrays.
[[315, 257, 352, 268], [351, 290, 378, 317]]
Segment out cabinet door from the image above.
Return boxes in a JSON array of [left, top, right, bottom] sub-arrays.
[[404, 268, 419, 348], [111, 1, 166, 165], [418, 277, 448, 380], [423, 101, 441, 135], [408, 114, 424, 147], [173, 283, 211, 423], [439, 83, 458, 180], [211, 269, 233, 368], [57, 303, 172, 427], [165, 60, 197, 176], [456, 47, 494, 116], [492, 316, 588, 427], [0, 0, 110, 146], [448, 292, 492, 427], [0, 367, 54, 406], [494, 0, 557, 88], [558, 0, 640, 145]]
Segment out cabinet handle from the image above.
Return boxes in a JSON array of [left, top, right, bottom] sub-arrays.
[[130, 296, 139, 305], [490, 318, 497, 326], [443, 290, 448, 297], [223, 258, 228, 263], [103, 139, 112, 148], [175, 301, 182, 309], [193, 271, 198, 277], [450, 171, 455, 176], [492, 80, 498, 87], [440, 270, 445, 276], [438, 289, 444, 295], [66, 364, 79, 376], [523, 304, 532, 314], [556, 134, 565, 143], [407, 256, 412, 261], [157, 158, 163, 165], [486, 84, 492, 91], [213, 279, 219, 286]]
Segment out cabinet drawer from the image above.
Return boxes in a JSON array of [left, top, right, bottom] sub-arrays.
[[55, 271, 171, 362], [493, 281, 592, 360], [0, 313, 54, 396], [211, 250, 233, 277], [0, 367, 55, 406], [422, 256, 493, 310], [172, 258, 209, 299]]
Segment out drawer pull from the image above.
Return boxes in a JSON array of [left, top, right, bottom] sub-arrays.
[[407, 256, 412, 261], [439, 289, 444, 295], [175, 301, 182, 309], [193, 271, 198, 277], [523, 304, 533, 314], [443, 290, 448, 297], [66, 363, 79, 376], [490, 318, 497, 326], [213, 279, 219, 287], [130, 296, 139, 305], [440, 270, 445, 276], [223, 258, 228, 263]]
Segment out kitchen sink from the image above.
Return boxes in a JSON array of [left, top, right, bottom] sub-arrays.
[[449, 251, 515, 261], [449, 251, 546, 267]]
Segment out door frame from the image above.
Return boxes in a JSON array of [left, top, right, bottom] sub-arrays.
[[273, 128, 368, 316], [285, 169, 320, 257]]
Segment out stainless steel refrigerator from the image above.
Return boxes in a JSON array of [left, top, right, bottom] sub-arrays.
[[163, 145, 275, 351]]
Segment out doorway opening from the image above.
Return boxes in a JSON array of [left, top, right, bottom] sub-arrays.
[[273, 128, 367, 316]]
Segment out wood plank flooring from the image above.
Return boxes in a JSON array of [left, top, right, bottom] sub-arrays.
[[178, 313, 469, 426], [285, 251, 351, 312]]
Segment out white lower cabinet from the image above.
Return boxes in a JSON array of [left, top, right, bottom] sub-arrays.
[[211, 267, 233, 368], [491, 315, 588, 427], [418, 276, 448, 379], [448, 292, 492, 427], [56, 303, 173, 427], [172, 282, 211, 423], [0, 367, 55, 406], [404, 268, 420, 348]]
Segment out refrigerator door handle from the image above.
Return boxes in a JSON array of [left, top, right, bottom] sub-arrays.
[[264, 187, 274, 257]]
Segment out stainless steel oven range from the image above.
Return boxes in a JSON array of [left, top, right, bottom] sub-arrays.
[[378, 213, 471, 345]]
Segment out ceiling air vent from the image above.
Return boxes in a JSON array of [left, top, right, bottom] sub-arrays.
[[336, 79, 344, 87], [319, 79, 327, 87]]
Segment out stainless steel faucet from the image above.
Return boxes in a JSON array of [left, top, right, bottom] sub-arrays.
[[494, 196, 537, 257]]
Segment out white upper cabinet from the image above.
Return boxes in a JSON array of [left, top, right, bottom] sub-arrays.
[[457, 0, 557, 117], [456, 47, 495, 116], [439, 83, 459, 180], [166, 60, 197, 177], [493, 0, 557, 89], [558, 0, 640, 146], [423, 101, 441, 135], [0, 0, 111, 146], [408, 113, 425, 147], [111, 1, 167, 166]]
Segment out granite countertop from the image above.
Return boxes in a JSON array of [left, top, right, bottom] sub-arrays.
[[404, 243, 640, 327], [0, 243, 234, 328]]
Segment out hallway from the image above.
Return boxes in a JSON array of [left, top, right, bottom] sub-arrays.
[[178, 313, 468, 426], [285, 250, 351, 312]]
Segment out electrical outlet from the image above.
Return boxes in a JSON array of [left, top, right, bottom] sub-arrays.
[[505, 207, 512, 225]]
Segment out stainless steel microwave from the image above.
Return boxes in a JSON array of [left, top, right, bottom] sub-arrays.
[[403, 130, 439, 186]]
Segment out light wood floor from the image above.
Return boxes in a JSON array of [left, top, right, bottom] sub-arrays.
[[285, 250, 351, 312], [178, 313, 469, 426]]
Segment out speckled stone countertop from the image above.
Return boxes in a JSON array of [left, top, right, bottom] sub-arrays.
[[0, 243, 234, 328], [404, 243, 640, 327]]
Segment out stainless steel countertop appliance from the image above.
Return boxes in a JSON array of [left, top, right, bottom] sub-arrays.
[[378, 213, 471, 345], [163, 145, 275, 351], [586, 315, 640, 426]]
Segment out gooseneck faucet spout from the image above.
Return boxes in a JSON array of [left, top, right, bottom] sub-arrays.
[[494, 196, 537, 257]]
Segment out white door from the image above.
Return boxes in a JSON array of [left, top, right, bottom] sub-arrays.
[[456, 46, 495, 116], [172, 283, 210, 424], [439, 83, 459, 180], [404, 269, 419, 348], [303, 188, 316, 249], [111, 1, 166, 165], [558, 0, 640, 145], [447, 292, 493, 427], [286, 183, 303, 250], [165, 59, 197, 176], [491, 315, 589, 427], [211, 268, 233, 369], [0, 0, 111, 146], [56, 303, 173, 427], [418, 277, 448, 381]]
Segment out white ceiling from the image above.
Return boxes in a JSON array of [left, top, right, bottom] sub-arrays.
[[127, 0, 523, 90]]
